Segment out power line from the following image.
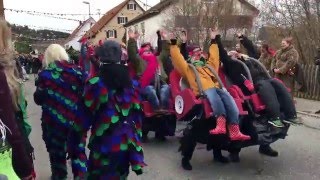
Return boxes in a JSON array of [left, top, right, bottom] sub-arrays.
[[5, 8, 82, 22]]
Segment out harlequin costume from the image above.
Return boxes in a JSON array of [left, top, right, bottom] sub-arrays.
[[34, 60, 89, 180], [83, 40, 146, 179]]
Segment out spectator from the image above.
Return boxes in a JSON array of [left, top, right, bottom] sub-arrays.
[[259, 43, 276, 73], [0, 18, 34, 180], [272, 37, 299, 97]]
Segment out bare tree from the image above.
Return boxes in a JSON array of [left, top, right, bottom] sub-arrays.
[[164, 0, 257, 50], [260, 0, 320, 64]]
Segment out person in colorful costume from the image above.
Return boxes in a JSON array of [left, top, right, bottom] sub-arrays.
[[34, 44, 89, 180], [83, 40, 146, 179]]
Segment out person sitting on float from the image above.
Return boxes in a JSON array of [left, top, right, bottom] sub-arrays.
[[127, 30, 170, 113], [170, 29, 250, 141]]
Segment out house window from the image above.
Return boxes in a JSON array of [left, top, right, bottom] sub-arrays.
[[106, 30, 117, 38], [141, 22, 145, 34], [134, 25, 138, 32], [118, 16, 128, 24], [127, 3, 137, 10]]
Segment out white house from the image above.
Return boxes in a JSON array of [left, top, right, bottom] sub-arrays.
[[64, 17, 96, 51], [124, 0, 259, 48], [124, 0, 177, 48]]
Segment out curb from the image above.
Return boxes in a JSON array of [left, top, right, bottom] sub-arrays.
[[297, 111, 320, 130], [297, 111, 320, 118]]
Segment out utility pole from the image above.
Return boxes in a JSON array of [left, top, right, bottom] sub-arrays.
[[0, 0, 5, 19], [83, 1, 91, 19], [97, 9, 101, 19], [145, 0, 148, 10]]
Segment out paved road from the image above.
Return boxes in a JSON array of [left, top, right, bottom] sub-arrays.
[[24, 79, 320, 180]]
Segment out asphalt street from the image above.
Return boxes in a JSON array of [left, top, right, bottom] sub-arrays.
[[24, 79, 320, 180]]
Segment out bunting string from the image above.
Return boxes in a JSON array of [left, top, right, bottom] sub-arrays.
[[4, 8, 99, 16]]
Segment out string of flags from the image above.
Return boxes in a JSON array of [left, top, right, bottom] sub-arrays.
[[5, 7, 143, 20], [4, 8, 99, 16]]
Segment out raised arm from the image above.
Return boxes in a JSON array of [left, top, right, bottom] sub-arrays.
[[207, 29, 220, 72], [158, 39, 170, 65], [156, 30, 162, 54], [237, 34, 260, 59], [170, 37, 189, 77], [127, 31, 145, 75], [179, 31, 189, 60], [215, 34, 233, 66]]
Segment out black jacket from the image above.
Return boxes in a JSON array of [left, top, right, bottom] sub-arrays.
[[216, 35, 252, 95], [238, 36, 272, 83]]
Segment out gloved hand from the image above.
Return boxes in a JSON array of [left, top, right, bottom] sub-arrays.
[[244, 79, 254, 92]]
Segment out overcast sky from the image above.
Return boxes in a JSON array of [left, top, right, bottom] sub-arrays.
[[4, 0, 160, 33]]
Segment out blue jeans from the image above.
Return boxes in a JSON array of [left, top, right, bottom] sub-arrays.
[[204, 88, 239, 124], [0, 175, 8, 180], [143, 85, 170, 110]]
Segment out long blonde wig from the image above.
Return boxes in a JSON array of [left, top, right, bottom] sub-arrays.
[[43, 44, 69, 68], [0, 19, 20, 110]]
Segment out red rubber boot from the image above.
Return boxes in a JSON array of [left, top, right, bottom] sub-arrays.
[[209, 116, 227, 135], [228, 124, 251, 141]]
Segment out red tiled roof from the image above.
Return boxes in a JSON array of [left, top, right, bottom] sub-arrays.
[[81, 0, 144, 39]]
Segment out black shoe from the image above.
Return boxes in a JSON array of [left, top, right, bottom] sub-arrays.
[[229, 153, 240, 163], [213, 150, 229, 163], [182, 158, 192, 170], [214, 155, 230, 163], [259, 145, 278, 157]]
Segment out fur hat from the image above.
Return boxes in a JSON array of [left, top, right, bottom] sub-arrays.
[[97, 40, 121, 64]]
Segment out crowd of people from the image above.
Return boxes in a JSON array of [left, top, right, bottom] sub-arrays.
[[13, 53, 43, 81], [0, 15, 309, 179]]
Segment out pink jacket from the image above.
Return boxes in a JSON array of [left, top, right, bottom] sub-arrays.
[[139, 53, 158, 89]]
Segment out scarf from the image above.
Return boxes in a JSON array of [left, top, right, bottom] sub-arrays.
[[187, 56, 206, 67]]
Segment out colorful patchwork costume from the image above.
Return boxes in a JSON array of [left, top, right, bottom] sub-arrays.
[[83, 40, 145, 179], [34, 61, 89, 180]]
